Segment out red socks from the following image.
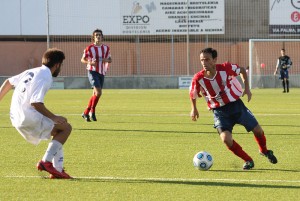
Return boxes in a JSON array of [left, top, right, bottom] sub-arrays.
[[227, 133, 267, 162], [90, 95, 99, 113], [83, 96, 93, 115], [84, 95, 100, 115], [227, 140, 252, 162], [254, 133, 267, 154]]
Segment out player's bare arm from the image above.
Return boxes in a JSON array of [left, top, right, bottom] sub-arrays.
[[239, 67, 252, 102], [274, 67, 278, 75], [190, 98, 199, 121], [0, 79, 13, 101], [31, 102, 67, 124], [274, 59, 279, 75]]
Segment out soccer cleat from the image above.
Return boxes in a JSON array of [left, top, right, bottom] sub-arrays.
[[243, 160, 255, 170], [37, 160, 66, 179], [90, 113, 97, 121], [49, 169, 73, 179], [82, 113, 91, 122], [260, 150, 278, 164]]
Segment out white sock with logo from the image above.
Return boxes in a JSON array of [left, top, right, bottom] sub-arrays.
[[52, 147, 64, 172], [42, 140, 62, 163]]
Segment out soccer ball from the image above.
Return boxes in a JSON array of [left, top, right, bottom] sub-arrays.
[[193, 151, 213, 171]]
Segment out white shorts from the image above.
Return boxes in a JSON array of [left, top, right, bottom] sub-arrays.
[[13, 115, 54, 145]]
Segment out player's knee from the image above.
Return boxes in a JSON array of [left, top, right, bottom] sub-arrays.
[[218, 130, 232, 145], [65, 123, 72, 135], [252, 124, 263, 136], [94, 89, 102, 97]]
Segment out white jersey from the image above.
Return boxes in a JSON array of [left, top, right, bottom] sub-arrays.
[[8, 65, 54, 145]]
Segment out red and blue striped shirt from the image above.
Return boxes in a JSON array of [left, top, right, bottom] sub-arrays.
[[83, 43, 111, 75], [189, 62, 243, 109]]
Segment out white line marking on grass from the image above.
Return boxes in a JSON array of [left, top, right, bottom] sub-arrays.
[[4, 175, 300, 184]]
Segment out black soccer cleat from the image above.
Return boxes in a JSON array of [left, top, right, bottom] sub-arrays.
[[243, 160, 255, 170], [260, 150, 278, 164], [90, 113, 97, 121], [82, 113, 91, 122]]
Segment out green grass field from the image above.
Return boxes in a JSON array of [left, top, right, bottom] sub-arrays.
[[0, 89, 299, 200]]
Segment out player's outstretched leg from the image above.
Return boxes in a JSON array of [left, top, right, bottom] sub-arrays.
[[252, 126, 278, 164]]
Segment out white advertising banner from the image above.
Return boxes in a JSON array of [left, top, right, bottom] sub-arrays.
[[120, 0, 224, 35], [269, 0, 300, 35]]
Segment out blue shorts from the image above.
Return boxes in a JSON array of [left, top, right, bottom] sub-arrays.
[[279, 69, 289, 80], [212, 99, 258, 133], [88, 71, 105, 88]]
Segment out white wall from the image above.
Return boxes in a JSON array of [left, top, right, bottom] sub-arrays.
[[0, 0, 121, 36], [0, 0, 46, 35], [47, 0, 121, 35]]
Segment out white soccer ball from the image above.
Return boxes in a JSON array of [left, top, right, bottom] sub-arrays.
[[193, 151, 213, 171]]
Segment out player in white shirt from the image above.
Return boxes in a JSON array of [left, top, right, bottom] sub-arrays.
[[0, 48, 72, 179]]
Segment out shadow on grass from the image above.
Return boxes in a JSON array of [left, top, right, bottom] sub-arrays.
[[72, 177, 300, 189], [76, 119, 300, 129], [104, 121, 300, 128], [75, 128, 216, 135], [75, 128, 299, 136]]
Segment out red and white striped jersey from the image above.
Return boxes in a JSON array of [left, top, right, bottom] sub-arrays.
[[189, 62, 243, 109], [83, 43, 111, 75]]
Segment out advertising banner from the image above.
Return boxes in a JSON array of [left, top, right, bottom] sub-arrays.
[[120, 0, 224, 35], [269, 0, 300, 35]]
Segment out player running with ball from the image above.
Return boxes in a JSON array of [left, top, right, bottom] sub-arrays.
[[0, 48, 72, 179], [189, 48, 278, 170]]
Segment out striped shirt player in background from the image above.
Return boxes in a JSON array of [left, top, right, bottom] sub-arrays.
[[189, 48, 278, 170], [273, 49, 292, 93], [81, 29, 112, 122]]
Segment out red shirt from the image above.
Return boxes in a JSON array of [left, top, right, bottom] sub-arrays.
[[83, 44, 111, 75], [190, 62, 243, 109]]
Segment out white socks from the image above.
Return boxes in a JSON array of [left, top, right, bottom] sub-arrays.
[[42, 140, 63, 172], [52, 147, 64, 172]]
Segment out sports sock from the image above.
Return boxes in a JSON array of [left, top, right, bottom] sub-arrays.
[[42, 140, 62, 163], [254, 132, 267, 154], [84, 96, 93, 115], [282, 80, 286, 91], [227, 140, 252, 162], [52, 147, 64, 172], [90, 95, 100, 113], [286, 80, 289, 92]]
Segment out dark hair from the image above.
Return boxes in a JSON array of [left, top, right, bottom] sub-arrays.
[[200, 48, 218, 59], [281, 48, 285, 51], [92, 29, 103, 42], [42, 48, 65, 68]]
